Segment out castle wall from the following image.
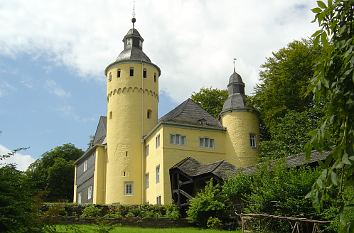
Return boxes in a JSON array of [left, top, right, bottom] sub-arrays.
[[105, 62, 159, 204], [93, 146, 107, 204], [221, 111, 260, 167], [144, 124, 226, 204]]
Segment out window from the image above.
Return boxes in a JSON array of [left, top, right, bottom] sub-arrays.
[[109, 111, 112, 119], [199, 137, 214, 148], [250, 134, 257, 148], [156, 196, 161, 205], [124, 182, 133, 195], [130, 68, 134, 77], [88, 185, 93, 200], [155, 134, 160, 148], [78, 192, 82, 204], [145, 144, 149, 156], [154, 73, 157, 82], [117, 69, 121, 78], [147, 109, 152, 119], [156, 165, 160, 183], [143, 69, 147, 78], [83, 160, 88, 172], [170, 134, 186, 145], [145, 173, 149, 189], [108, 72, 112, 82]]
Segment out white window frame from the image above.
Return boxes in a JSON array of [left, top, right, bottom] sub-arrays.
[[199, 137, 215, 148], [124, 182, 133, 196], [145, 173, 149, 189], [87, 185, 93, 200], [170, 134, 186, 145], [83, 160, 88, 172], [78, 192, 82, 204], [155, 134, 160, 148], [156, 165, 160, 183], [156, 195, 161, 205], [145, 144, 149, 156], [250, 134, 257, 148]]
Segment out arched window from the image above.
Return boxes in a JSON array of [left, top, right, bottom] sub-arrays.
[[147, 109, 152, 119]]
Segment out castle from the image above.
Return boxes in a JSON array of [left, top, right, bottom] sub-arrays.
[[73, 18, 260, 205]]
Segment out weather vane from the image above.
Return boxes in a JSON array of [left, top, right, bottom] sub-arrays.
[[132, 0, 136, 28], [233, 58, 237, 72]]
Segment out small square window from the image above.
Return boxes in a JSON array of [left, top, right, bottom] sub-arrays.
[[145, 144, 149, 156], [156, 195, 161, 205], [154, 73, 157, 82], [117, 69, 121, 78], [250, 134, 257, 148], [108, 72, 112, 82], [130, 68, 134, 77], [78, 192, 82, 204], [88, 185, 93, 200], [147, 109, 152, 119], [83, 160, 88, 172], [155, 134, 160, 148], [145, 173, 149, 189], [143, 69, 147, 78], [124, 182, 133, 196], [109, 111, 112, 119], [156, 165, 160, 183]]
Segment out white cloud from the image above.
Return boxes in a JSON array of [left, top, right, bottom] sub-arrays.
[[0, 0, 318, 102], [0, 144, 35, 171], [45, 80, 71, 97]]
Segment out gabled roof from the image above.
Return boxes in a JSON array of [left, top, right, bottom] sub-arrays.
[[171, 157, 237, 180], [159, 98, 224, 130], [92, 116, 107, 145]]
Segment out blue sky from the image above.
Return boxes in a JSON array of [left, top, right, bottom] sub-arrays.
[[0, 0, 318, 170]]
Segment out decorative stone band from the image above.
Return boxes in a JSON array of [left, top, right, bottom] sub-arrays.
[[107, 86, 159, 101]]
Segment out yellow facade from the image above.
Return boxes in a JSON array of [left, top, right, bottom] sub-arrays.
[[105, 62, 160, 204], [221, 111, 260, 167], [75, 23, 260, 205]]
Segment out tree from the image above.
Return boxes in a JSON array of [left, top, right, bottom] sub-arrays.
[[27, 143, 84, 202], [250, 40, 323, 132], [306, 1, 354, 232], [191, 87, 228, 118]]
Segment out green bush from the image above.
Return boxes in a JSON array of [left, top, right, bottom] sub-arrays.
[[81, 205, 102, 218], [44, 204, 67, 217], [206, 216, 222, 229], [187, 179, 225, 227], [165, 204, 180, 220]]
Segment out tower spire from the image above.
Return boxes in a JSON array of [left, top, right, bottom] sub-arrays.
[[132, 0, 136, 28], [233, 58, 237, 72]]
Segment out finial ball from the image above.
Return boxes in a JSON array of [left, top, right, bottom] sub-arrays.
[[132, 18, 136, 24]]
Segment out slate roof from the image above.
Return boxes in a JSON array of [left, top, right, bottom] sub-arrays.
[[116, 47, 151, 63], [93, 116, 107, 145], [241, 151, 330, 174], [159, 98, 224, 130], [171, 157, 237, 180]]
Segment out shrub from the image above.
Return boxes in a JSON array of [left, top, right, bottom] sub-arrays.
[[81, 205, 102, 218], [44, 204, 67, 217], [165, 204, 180, 220], [187, 179, 225, 227], [207, 216, 222, 229]]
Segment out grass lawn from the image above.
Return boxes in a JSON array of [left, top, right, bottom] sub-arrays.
[[53, 225, 241, 233]]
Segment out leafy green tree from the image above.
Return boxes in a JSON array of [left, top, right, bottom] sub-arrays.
[[259, 108, 323, 158], [191, 87, 228, 118], [187, 179, 226, 227], [306, 0, 354, 232], [27, 143, 84, 202], [250, 40, 322, 131]]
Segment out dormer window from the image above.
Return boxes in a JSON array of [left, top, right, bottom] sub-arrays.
[[126, 38, 132, 46]]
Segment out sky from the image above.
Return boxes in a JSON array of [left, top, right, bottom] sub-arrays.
[[0, 0, 318, 171]]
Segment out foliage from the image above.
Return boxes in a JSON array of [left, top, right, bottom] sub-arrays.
[[164, 204, 180, 220], [0, 165, 42, 232], [250, 40, 322, 132], [259, 108, 323, 158], [306, 0, 354, 232], [191, 87, 228, 118], [27, 143, 84, 202], [206, 217, 222, 229], [81, 205, 102, 218], [186, 180, 225, 227]]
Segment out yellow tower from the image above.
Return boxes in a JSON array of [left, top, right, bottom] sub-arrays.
[[104, 17, 161, 204], [220, 70, 260, 167]]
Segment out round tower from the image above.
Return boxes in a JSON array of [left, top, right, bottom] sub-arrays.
[[104, 18, 161, 204], [220, 71, 259, 167]]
